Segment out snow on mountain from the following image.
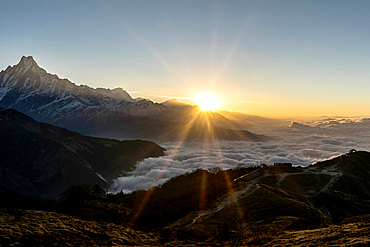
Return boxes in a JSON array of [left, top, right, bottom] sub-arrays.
[[0, 56, 264, 142], [0, 56, 169, 121]]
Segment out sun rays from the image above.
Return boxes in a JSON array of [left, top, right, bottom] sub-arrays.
[[194, 93, 221, 111], [117, 12, 251, 224], [127, 108, 251, 227]]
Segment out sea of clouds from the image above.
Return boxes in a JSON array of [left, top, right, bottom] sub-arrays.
[[110, 117, 370, 193]]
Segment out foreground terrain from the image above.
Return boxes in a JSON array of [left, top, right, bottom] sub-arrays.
[[1, 209, 369, 246], [0, 209, 160, 246], [265, 215, 370, 246], [1, 150, 370, 245]]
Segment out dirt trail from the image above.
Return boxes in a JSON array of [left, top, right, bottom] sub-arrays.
[[319, 170, 342, 193], [186, 183, 259, 228], [186, 163, 344, 229]]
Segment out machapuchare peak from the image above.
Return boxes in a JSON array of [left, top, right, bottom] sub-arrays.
[[19, 55, 38, 68]]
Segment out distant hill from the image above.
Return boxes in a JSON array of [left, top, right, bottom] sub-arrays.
[[0, 107, 165, 200], [0, 56, 268, 142]]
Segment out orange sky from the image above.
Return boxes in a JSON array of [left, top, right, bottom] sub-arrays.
[[2, 1, 370, 118]]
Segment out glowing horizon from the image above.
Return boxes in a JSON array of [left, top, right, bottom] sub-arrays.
[[2, 1, 370, 118], [194, 93, 221, 111]]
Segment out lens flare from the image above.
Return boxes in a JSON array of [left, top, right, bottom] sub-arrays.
[[194, 93, 220, 111]]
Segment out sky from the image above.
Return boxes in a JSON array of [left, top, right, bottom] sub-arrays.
[[1, 0, 370, 117]]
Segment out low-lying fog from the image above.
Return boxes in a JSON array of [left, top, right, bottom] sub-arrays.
[[110, 117, 370, 193]]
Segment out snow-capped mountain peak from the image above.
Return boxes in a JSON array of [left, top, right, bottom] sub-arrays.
[[0, 56, 168, 123], [0, 56, 264, 142], [20, 55, 38, 68]]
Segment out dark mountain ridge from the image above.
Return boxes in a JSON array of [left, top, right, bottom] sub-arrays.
[[116, 150, 370, 244], [1, 139, 370, 245], [0, 107, 165, 199]]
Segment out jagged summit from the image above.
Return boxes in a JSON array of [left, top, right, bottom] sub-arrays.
[[0, 56, 140, 118], [19, 55, 38, 67], [2, 56, 133, 100], [12, 55, 42, 74], [1, 56, 51, 82]]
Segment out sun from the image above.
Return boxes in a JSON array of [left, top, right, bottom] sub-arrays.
[[194, 93, 220, 111]]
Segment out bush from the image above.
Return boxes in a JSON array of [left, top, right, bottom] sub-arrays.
[[59, 184, 106, 203]]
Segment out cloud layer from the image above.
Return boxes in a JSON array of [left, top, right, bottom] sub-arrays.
[[110, 117, 370, 193]]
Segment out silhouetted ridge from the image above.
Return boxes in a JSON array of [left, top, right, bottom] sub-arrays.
[[0, 107, 165, 199]]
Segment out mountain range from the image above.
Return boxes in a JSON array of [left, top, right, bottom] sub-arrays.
[[0, 106, 165, 200], [1, 56, 370, 244], [0, 56, 268, 142]]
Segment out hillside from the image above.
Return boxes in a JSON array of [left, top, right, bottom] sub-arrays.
[[2, 151, 370, 245], [1, 208, 369, 246], [112, 150, 370, 243], [0, 209, 160, 247], [0, 107, 165, 200], [161, 151, 370, 241]]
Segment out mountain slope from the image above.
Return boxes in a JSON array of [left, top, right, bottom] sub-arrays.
[[0, 56, 159, 119], [2, 150, 370, 245], [0, 107, 165, 198], [0, 56, 268, 142], [61, 111, 268, 142], [0, 209, 161, 247], [113, 150, 370, 241]]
